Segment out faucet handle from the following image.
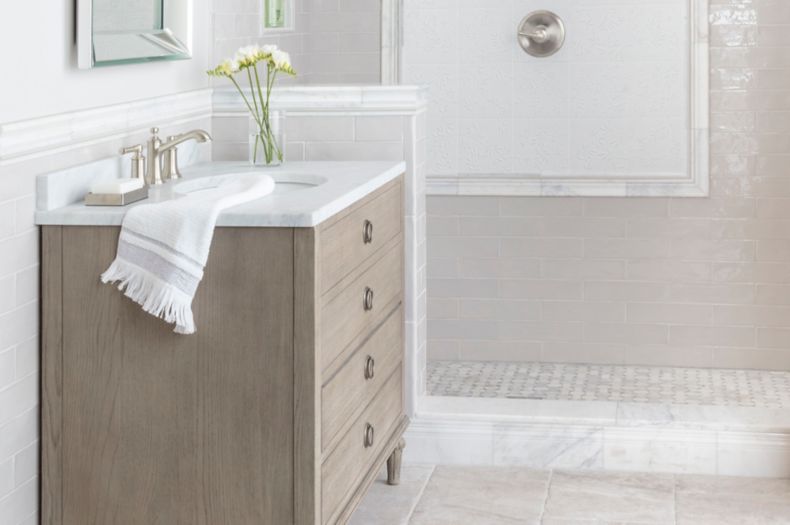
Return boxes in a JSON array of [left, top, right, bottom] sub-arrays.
[[120, 144, 145, 182], [161, 136, 183, 181], [120, 144, 143, 157]]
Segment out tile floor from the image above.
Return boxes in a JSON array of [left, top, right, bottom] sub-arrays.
[[428, 361, 790, 408], [351, 464, 790, 524]]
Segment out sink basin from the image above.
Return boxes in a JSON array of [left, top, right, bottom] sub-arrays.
[[174, 171, 328, 196]]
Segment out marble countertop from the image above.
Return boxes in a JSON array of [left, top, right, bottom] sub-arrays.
[[35, 161, 406, 228]]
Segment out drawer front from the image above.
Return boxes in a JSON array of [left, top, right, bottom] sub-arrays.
[[321, 367, 403, 525], [321, 239, 402, 373], [320, 179, 402, 295], [322, 306, 403, 450]]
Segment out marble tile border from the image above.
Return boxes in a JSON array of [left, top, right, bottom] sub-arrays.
[[0, 90, 213, 166], [212, 85, 428, 117], [405, 395, 790, 478]]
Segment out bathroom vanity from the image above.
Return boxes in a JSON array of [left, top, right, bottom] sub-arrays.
[[37, 161, 408, 524]]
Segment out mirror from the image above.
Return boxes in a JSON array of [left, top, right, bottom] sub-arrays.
[[77, 0, 193, 69]]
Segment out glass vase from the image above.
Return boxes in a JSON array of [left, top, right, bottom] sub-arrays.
[[249, 113, 285, 167]]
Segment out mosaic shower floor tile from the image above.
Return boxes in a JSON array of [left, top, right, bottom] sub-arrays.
[[427, 361, 790, 409]]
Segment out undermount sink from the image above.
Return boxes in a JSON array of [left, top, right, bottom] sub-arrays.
[[174, 171, 328, 196]]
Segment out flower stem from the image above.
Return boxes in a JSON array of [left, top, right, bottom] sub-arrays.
[[230, 76, 262, 129]]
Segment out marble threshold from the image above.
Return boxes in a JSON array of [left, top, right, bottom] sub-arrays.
[[403, 395, 790, 478]]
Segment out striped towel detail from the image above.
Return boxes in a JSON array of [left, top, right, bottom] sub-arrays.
[[101, 173, 275, 334]]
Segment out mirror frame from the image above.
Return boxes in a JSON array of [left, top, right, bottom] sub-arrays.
[[77, 0, 194, 69]]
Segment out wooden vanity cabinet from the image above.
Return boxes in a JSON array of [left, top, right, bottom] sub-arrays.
[[41, 176, 407, 525]]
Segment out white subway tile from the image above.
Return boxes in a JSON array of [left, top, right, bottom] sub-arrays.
[[12, 443, 36, 487], [0, 374, 37, 428], [0, 202, 14, 241], [0, 459, 13, 499], [0, 276, 15, 316], [427, 298, 458, 320], [286, 116, 355, 142], [459, 300, 540, 321], [0, 478, 37, 525], [458, 258, 541, 279], [13, 268, 37, 308], [542, 259, 625, 280], [585, 238, 670, 259], [669, 325, 755, 348], [0, 232, 38, 279], [584, 323, 668, 345], [304, 141, 403, 162], [628, 303, 714, 325], [0, 303, 38, 353], [500, 280, 583, 301], [500, 238, 584, 258], [459, 341, 542, 362], [0, 350, 14, 392], [12, 197, 35, 235], [13, 339, 37, 379], [430, 278, 498, 299], [429, 196, 499, 217], [354, 116, 404, 142], [543, 302, 626, 323], [0, 409, 37, 469]]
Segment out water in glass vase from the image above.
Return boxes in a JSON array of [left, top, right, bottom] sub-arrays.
[[265, 0, 285, 28], [249, 114, 285, 167]]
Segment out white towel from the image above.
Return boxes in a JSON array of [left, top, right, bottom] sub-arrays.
[[101, 174, 275, 334]]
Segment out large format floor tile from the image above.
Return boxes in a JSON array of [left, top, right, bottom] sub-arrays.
[[353, 464, 790, 524], [408, 465, 550, 525], [542, 470, 675, 524], [349, 465, 435, 525], [675, 474, 790, 525]]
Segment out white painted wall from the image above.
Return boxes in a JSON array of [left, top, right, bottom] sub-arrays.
[[0, 0, 211, 124]]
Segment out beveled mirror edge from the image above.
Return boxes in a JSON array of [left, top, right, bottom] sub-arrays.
[[76, 0, 194, 70]]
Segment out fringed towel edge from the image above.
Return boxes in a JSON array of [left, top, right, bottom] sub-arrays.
[[101, 258, 196, 334]]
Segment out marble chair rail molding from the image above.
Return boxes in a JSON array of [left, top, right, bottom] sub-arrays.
[[0, 86, 427, 166]]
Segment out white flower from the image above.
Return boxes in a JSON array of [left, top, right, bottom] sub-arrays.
[[207, 58, 240, 77], [235, 44, 262, 66], [270, 49, 291, 69], [260, 44, 278, 54]]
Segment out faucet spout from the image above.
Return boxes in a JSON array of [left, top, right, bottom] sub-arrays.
[[145, 128, 212, 185], [159, 130, 213, 153]]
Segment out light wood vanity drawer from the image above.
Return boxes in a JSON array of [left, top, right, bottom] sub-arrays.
[[322, 306, 403, 450], [321, 238, 402, 373], [321, 366, 403, 525], [320, 178, 402, 295]]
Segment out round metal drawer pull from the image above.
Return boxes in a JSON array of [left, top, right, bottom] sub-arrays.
[[364, 287, 375, 311], [364, 423, 375, 448], [364, 355, 375, 380], [517, 10, 565, 58], [363, 220, 374, 244]]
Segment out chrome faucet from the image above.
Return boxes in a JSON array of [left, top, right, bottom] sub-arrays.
[[145, 127, 212, 185]]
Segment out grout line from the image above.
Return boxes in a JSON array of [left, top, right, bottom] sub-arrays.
[[538, 469, 554, 524], [403, 464, 437, 524], [672, 474, 679, 525]]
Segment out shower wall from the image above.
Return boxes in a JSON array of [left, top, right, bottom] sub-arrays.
[[422, 1, 790, 370]]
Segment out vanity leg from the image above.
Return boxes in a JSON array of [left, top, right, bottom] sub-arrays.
[[386, 438, 406, 486]]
